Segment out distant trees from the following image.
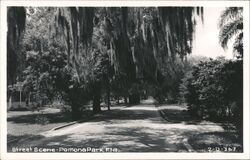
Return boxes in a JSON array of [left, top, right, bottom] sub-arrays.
[[219, 7, 243, 58], [54, 7, 203, 107], [20, 8, 94, 118], [20, 7, 66, 107], [22, 43, 68, 106]]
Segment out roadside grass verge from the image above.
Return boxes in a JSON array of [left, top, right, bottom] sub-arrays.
[[7, 108, 73, 143], [156, 103, 243, 152], [188, 131, 243, 152], [7, 105, 126, 143]]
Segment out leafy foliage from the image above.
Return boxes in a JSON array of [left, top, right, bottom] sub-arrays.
[[8, 7, 203, 115], [180, 58, 243, 134], [54, 7, 203, 102], [17, 8, 65, 105]]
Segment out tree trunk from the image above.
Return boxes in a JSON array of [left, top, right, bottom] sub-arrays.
[[116, 97, 120, 104], [93, 92, 101, 114], [107, 82, 111, 111], [129, 94, 140, 104], [8, 95, 12, 110], [124, 96, 128, 104], [19, 89, 22, 108], [28, 92, 31, 106], [71, 104, 81, 120]]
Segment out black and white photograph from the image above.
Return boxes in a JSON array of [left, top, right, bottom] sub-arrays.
[[0, 0, 249, 159]]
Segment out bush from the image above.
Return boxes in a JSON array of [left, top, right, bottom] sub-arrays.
[[54, 66, 93, 119], [180, 58, 243, 133]]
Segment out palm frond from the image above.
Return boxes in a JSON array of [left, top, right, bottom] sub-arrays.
[[219, 17, 243, 49], [232, 32, 243, 57], [218, 7, 243, 28]]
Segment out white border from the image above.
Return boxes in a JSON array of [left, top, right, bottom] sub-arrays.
[[0, 1, 249, 160]]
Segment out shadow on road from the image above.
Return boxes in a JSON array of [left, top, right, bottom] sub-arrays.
[[156, 104, 243, 152], [90, 105, 160, 122], [7, 103, 243, 152], [156, 105, 202, 124], [8, 127, 188, 152]]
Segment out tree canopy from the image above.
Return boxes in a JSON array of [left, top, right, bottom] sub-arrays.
[[7, 7, 26, 85], [54, 7, 203, 83], [7, 6, 204, 114]]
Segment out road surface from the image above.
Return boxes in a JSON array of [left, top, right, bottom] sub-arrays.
[[9, 99, 233, 152]]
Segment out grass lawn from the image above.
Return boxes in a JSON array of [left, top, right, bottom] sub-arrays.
[[7, 104, 126, 142], [7, 108, 74, 142], [188, 131, 243, 152], [157, 104, 243, 152]]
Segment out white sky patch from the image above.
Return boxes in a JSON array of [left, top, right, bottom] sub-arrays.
[[192, 7, 234, 59]]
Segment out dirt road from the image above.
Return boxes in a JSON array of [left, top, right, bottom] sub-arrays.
[[9, 98, 239, 152]]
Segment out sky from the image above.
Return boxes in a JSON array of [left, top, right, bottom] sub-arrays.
[[192, 7, 234, 59]]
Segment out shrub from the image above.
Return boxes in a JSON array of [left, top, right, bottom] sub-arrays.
[[55, 66, 92, 120], [180, 58, 243, 133]]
